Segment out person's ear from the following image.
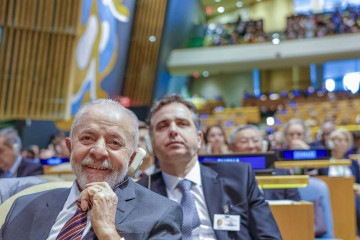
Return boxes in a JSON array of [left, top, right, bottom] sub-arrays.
[[65, 137, 72, 153], [197, 131, 203, 149]]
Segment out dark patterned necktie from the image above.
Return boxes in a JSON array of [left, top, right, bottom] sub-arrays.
[[56, 202, 87, 240], [177, 179, 201, 240]]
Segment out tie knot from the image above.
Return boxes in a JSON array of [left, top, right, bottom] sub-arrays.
[[178, 179, 192, 192]]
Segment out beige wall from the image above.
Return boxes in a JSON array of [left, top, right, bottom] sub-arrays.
[[260, 67, 310, 92], [190, 71, 253, 107], [250, 0, 294, 32]]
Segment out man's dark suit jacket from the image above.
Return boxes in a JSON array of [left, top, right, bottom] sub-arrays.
[[138, 162, 282, 239], [0, 179, 182, 240], [263, 169, 301, 201], [15, 158, 43, 177]]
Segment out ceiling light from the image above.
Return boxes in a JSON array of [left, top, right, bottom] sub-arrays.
[[149, 36, 156, 42], [214, 0, 221, 2], [217, 6, 225, 13], [236, 1, 243, 7]]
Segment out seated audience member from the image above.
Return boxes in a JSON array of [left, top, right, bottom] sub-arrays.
[[281, 118, 334, 238], [269, 131, 285, 150], [25, 146, 40, 163], [204, 125, 229, 154], [282, 118, 312, 151], [0, 128, 43, 178], [138, 94, 282, 239], [318, 128, 360, 237], [319, 128, 360, 179], [133, 121, 158, 179], [1, 99, 182, 239], [229, 124, 301, 201], [310, 120, 336, 149]]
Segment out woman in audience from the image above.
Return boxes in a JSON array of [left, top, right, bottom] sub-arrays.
[[319, 128, 360, 180], [281, 118, 334, 238], [319, 128, 360, 237], [204, 125, 229, 154]]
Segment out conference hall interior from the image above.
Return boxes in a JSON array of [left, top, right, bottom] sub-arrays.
[[1, 0, 360, 239]]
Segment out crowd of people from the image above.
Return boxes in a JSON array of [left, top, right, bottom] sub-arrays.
[[1, 94, 360, 239], [198, 5, 360, 47], [203, 17, 267, 46], [286, 5, 360, 39]]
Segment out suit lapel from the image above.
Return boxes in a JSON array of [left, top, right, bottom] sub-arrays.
[[114, 178, 136, 225], [30, 188, 70, 240], [200, 165, 228, 240], [149, 172, 168, 197]]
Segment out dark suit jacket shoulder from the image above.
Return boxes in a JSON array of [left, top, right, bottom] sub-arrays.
[[1, 179, 182, 240], [138, 162, 282, 239], [16, 158, 43, 177]]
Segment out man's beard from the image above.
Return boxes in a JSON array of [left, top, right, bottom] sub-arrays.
[[71, 156, 128, 190]]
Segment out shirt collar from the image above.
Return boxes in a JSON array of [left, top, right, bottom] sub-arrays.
[[8, 155, 23, 176], [64, 181, 81, 209], [162, 161, 202, 192]]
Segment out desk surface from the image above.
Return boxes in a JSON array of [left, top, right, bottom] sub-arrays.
[[349, 154, 360, 160], [256, 175, 309, 189], [274, 160, 351, 169]]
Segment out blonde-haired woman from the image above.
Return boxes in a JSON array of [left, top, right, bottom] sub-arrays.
[[319, 128, 360, 237], [319, 128, 360, 181]]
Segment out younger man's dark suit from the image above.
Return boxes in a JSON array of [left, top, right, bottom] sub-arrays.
[[0, 178, 182, 240], [138, 162, 282, 239]]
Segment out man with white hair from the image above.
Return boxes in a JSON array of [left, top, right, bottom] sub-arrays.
[[1, 99, 182, 240], [0, 128, 43, 178]]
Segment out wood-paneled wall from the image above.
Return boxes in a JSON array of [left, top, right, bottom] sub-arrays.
[[0, 0, 81, 120], [123, 0, 168, 106]]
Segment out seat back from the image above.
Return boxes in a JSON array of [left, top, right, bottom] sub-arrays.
[[0, 181, 72, 227]]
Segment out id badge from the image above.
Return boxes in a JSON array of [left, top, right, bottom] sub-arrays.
[[213, 214, 240, 231]]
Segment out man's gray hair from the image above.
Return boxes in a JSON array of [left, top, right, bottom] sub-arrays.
[[229, 124, 262, 144], [281, 118, 311, 143], [0, 128, 22, 154], [70, 99, 139, 149]]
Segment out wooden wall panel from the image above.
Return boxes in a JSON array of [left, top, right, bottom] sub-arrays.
[[123, 0, 168, 106], [0, 0, 81, 120]]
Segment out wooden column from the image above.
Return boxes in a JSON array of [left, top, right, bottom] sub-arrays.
[[123, 0, 168, 106]]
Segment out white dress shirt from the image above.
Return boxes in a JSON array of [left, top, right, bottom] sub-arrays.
[[47, 182, 92, 239], [162, 161, 216, 240], [328, 158, 352, 177]]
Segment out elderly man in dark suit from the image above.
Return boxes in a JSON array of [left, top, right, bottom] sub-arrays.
[[0, 128, 43, 178], [138, 94, 281, 239], [229, 124, 301, 201], [1, 99, 182, 240]]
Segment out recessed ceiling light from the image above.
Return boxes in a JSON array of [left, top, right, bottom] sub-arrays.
[[217, 6, 225, 13], [236, 1, 243, 7], [202, 71, 209, 77]]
